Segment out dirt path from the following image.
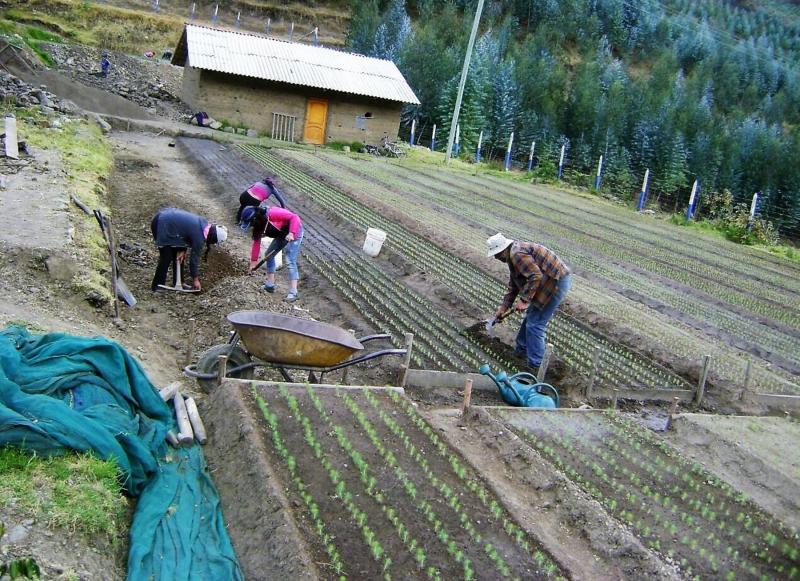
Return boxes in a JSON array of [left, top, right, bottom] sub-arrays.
[[0, 149, 71, 252]]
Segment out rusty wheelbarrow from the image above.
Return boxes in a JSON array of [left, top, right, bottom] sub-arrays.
[[183, 311, 408, 390]]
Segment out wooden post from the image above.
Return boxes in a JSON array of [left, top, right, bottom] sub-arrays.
[[399, 333, 414, 387], [184, 397, 208, 445], [460, 378, 474, 418], [184, 318, 196, 367], [536, 343, 554, 383], [666, 396, 680, 431], [173, 391, 194, 446], [107, 217, 120, 320], [586, 346, 601, 400], [611, 388, 619, 410], [695, 355, 711, 406], [342, 329, 354, 385], [217, 354, 228, 386], [740, 360, 752, 402]]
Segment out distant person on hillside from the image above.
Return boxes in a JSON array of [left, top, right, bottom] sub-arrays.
[[236, 176, 286, 224], [248, 206, 303, 302], [150, 208, 227, 292], [486, 233, 571, 371], [100, 53, 111, 78]]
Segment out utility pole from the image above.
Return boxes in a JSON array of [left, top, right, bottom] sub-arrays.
[[445, 0, 484, 163]]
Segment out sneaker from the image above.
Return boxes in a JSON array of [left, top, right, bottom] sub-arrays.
[[262, 282, 275, 293], [285, 292, 298, 302]]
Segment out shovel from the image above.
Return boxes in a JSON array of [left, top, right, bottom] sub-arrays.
[[462, 309, 513, 339], [483, 309, 513, 336], [157, 259, 200, 293]]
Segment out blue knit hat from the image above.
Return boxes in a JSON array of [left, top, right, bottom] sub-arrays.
[[239, 206, 257, 230]]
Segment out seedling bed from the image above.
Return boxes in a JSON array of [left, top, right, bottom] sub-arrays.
[[245, 382, 562, 580], [493, 409, 800, 580]]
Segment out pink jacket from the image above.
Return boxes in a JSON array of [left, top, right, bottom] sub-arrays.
[[250, 207, 303, 261], [246, 182, 270, 202]]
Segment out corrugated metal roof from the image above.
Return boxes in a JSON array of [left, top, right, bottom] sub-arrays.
[[176, 24, 420, 105]]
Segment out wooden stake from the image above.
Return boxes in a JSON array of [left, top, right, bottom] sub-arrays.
[[611, 388, 619, 410], [695, 355, 711, 406], [184, 396, 208, 444], [173, 391, 194, 446], [399, 333, 414, 387], [740, 360, 752, 402], [342, 329, 354, 385], [184, 318, 196, 368], [666, 396, 680, 430], [217, 354, 228, 386], [536, 343, 553, 383], [460, 378, 474, 418], [586, 345, 601, 400]]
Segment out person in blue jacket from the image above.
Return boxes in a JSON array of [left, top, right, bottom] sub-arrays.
[[150, 208, 227, 291]]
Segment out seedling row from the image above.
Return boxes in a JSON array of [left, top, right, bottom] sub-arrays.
[[240, 144, 689, 392], [264, 146, 798, 394], [497, 409, 800, 580], [252, 384, 562, 580], [295, 150, 800, 364]]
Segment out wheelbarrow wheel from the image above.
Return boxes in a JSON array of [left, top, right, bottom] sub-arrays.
[[195, 344, 253, 392]]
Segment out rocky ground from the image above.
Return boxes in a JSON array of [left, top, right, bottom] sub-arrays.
[[41, 42, 192, 122]]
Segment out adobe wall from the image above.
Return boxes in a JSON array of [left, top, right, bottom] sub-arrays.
[[182, 65, 402, 144]]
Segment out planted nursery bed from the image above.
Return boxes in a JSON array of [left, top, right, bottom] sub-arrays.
[[203, 380, 563, 580], [492, 409, 800, 580]]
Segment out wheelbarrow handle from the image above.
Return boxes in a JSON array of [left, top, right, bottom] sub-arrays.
[[357, 333, 391, 343]]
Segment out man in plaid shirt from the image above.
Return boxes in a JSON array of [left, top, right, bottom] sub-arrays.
[[487, 233, 572, 370]]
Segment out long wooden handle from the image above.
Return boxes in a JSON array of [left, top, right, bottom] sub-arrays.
[[252, 245, 283, 272]]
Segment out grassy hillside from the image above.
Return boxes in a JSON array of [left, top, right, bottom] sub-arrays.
[[0, 0, 349, 54]]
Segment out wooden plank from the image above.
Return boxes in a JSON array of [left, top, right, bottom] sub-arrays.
[[404, 368, 497, 392], [591, 388, 694, 403], [753, 393, 800, 410], [226, 378, 406, 394], [481, 406, 607, 413]]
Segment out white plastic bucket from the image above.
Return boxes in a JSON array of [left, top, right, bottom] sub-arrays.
[[261, 237, 283, 270], [362, 228, 387, 257]]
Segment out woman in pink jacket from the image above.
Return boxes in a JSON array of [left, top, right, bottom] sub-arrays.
[[249, 206, 304, 302], [236, 176, 286, 223]]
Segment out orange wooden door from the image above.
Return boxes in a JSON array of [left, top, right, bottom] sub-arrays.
[[303, 98, 328, 144]]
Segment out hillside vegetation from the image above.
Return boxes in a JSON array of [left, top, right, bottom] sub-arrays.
[[349, 0, 800, 239]]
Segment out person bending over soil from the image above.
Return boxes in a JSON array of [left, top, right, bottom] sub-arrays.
[[151, 208, 227, 291], [236, 176, 286, 224], [248, 206, 303, 302], [487, 233, 571, 371]]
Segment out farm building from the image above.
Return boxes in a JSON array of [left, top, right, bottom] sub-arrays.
[[171, 24, 419, 145]]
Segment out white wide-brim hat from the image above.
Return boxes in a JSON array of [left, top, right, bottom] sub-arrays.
[[486, 233, 513, 257]]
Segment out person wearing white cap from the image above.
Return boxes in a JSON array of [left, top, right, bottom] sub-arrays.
[[150, 208, 227, 292], [486, 233, 572, 371]]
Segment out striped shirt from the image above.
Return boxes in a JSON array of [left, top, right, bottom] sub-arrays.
[[501, 242, 571, 309]]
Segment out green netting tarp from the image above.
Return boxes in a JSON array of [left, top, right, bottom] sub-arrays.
[[0, 327, 243, 581]]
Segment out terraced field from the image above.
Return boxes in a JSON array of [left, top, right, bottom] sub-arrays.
[[243, 146, 799, 397]]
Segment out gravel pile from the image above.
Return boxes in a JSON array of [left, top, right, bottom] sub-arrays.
[[41, 43, 193, 121]]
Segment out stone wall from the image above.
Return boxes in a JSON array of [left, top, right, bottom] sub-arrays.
[[182, 65, 402, 144]]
